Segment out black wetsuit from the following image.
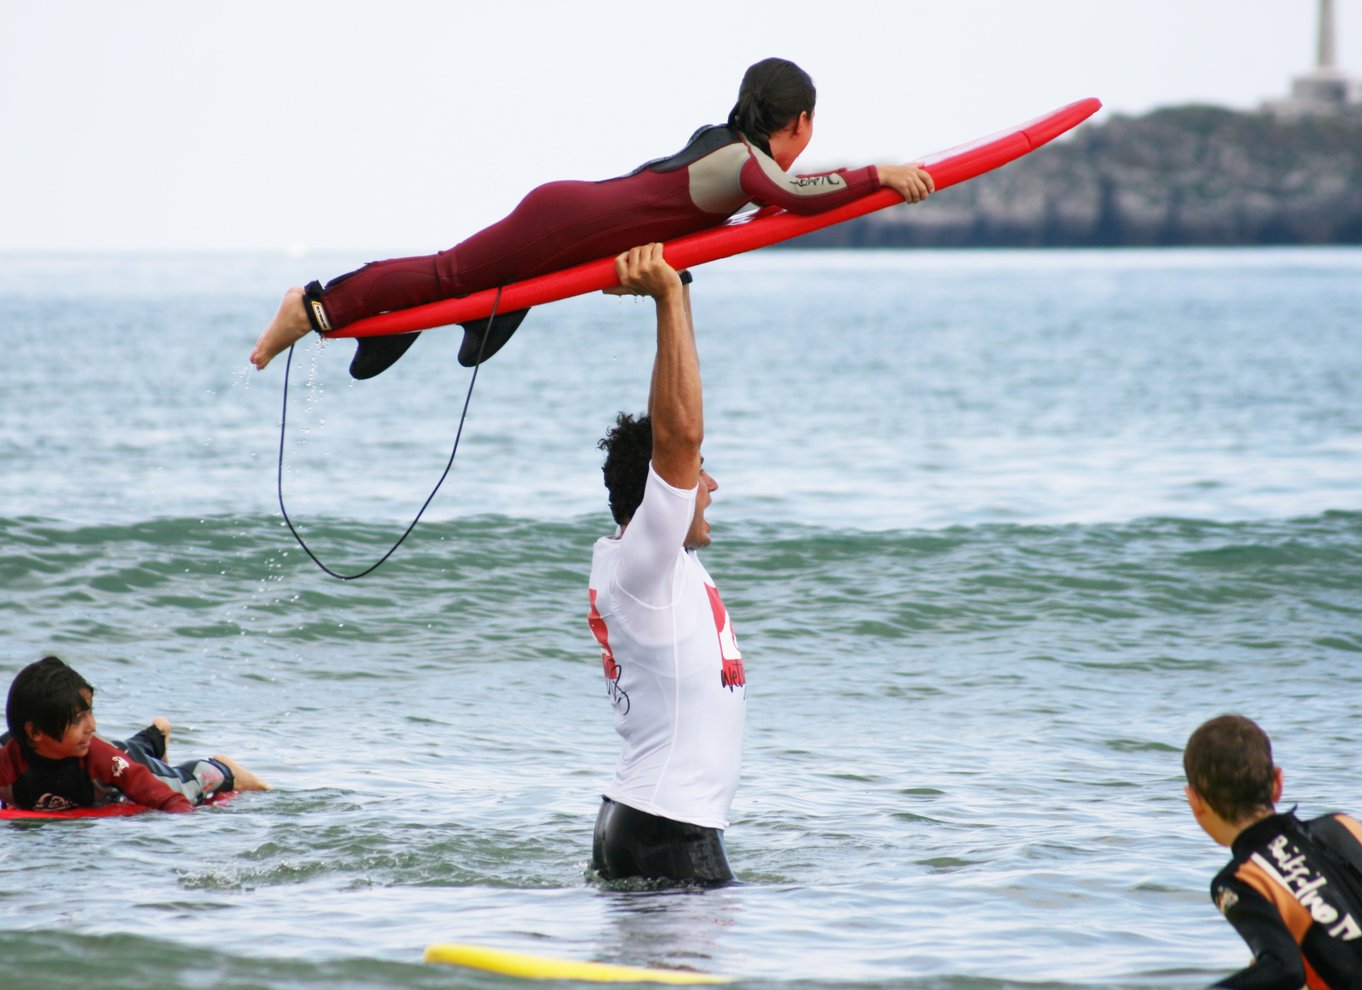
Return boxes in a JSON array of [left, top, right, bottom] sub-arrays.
[[592, 797, 734, 886], [1209, 810, 1362, 989]]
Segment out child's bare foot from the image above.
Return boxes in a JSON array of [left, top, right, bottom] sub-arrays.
[[214, 754, 272, 791], [152, 716, 172, 745], [250, 287, 313, 370]]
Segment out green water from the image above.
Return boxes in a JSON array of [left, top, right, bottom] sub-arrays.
[[3, 248, 1361, 988]]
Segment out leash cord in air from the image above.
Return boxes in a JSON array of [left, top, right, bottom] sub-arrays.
[[274, 288, 502, 579]]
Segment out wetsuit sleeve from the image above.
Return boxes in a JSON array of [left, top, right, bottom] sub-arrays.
[[0, 740, 20, 806], [1211, 875, 1309, 989], [614, 464, 696, 607], [738, 143, 879, 215], [86, 738, 193, 812]]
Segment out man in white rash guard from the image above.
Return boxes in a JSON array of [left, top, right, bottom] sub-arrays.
[[586, 243, 745, 886]]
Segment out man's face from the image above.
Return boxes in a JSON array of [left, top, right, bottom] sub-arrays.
[[684, 468, 718, 550]]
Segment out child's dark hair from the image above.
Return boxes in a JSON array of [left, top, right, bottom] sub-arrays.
[[1184, 714, 1276, 824], [726, 57, 816, 155], [598, 412, 653, 525], [6, 656, 94, 754]]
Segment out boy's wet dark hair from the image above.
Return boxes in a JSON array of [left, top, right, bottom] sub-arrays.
[[1184, 714, 1276, 824], [6, 656, 94, 755], [598, 412, 653, 526], [726, 57, 817, 156]]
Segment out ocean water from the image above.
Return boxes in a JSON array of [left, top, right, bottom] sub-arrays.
[[2, 247, 1360, 989]]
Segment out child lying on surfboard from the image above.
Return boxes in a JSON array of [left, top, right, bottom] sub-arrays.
[[0, 656, 270, 813], [250, 57, 933, 380]]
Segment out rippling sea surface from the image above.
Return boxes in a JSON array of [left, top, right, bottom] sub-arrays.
[[2, 248, 1360, 989]]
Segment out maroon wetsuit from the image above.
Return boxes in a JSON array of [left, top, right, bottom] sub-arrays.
[[316, 125, 881, 329], [0, 736, 193, 812]]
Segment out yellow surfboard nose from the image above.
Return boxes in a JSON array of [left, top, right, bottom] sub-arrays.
[[423, 943, 731, 984]]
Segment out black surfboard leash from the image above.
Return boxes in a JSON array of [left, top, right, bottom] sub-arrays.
[[274, 287, 503, 580]]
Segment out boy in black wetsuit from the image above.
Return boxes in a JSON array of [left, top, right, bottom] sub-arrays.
[[1183, 714, 1362, 989], [0, 656, 269, 812]]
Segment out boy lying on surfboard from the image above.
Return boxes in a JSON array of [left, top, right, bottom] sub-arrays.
[[0, 656, 269, 813]]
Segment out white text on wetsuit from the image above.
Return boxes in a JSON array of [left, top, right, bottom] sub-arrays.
[[1255, 835, 1362, 940]]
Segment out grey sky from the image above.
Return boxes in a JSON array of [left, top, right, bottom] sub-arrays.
[[2, 0, 1357, 252]]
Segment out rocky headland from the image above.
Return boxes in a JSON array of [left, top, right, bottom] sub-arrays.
[[792, 105, 1362, 248]]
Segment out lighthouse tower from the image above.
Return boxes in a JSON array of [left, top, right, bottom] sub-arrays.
[[1274, 0, 1362, 113]]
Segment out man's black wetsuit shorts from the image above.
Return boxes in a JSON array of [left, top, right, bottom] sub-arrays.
[[591, 796, 734, 885]]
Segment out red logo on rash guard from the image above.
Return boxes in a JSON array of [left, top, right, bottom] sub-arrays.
[[705, 584, 745, 690], [588, 589, 629, 714], [587, 589, 617, 679]]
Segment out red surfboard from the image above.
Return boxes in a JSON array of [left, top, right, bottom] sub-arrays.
[[0, 792, 233, 821], [327, 97, 1101, 340], [0, 803, 149, 821]]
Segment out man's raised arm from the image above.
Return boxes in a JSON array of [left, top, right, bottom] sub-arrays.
[[613, 243, 701, 492]]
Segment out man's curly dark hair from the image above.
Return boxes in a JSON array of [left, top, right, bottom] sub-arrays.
[[598, 411, 653, 525]]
